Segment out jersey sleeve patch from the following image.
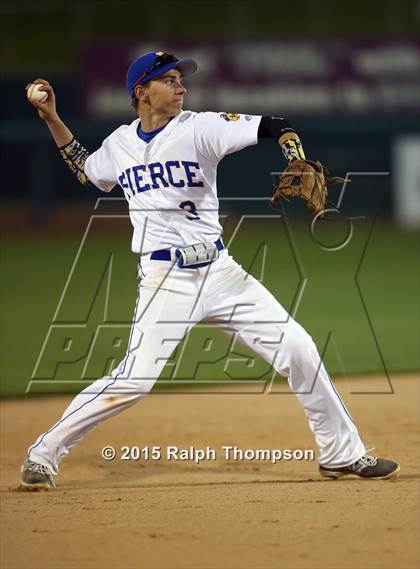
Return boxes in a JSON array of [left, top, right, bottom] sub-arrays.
[[219, 112, 241, 122]]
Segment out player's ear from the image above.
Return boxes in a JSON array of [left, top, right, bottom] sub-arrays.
[[135, 84, 149, 103], [134, 85, 142, 100]]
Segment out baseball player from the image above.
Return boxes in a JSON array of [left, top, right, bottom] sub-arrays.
[[21, 51, 399, 490]]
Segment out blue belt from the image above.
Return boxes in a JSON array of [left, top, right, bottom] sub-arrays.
[[150, 238, 224, 266]]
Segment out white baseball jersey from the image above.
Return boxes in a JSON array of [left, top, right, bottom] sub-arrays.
[[85, 111, 261, 253]]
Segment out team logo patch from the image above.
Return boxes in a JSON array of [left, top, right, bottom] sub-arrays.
[[220, 113, 240, 122]]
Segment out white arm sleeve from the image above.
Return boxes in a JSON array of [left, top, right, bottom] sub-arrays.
[[84, 137, 117, 193], [194, 112, 261, 163]]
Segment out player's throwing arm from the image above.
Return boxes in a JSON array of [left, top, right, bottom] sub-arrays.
[[26, 79, 92, 186]]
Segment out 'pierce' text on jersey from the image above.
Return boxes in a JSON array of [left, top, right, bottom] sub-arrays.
[[118, 160, 204, 197]]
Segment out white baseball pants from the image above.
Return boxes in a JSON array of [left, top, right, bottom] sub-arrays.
[[28, 250, 365, 473]]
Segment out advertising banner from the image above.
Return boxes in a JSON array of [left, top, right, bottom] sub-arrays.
[[81, 40, 420, 117]]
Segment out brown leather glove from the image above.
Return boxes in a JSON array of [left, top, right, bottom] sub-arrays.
[[270, 159, 348, 216]]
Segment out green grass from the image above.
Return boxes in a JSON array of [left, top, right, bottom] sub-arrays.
[[1, 219, 419, 396]]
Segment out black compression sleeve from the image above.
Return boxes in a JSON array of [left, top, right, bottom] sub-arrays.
[[257, 116, 296, 141], [258, 115, 306, 161]]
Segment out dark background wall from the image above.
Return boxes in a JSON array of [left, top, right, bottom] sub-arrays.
[[1, 0, 420, 222]]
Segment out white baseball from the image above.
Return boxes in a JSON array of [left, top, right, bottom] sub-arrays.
[[27, 84, 48, 103]]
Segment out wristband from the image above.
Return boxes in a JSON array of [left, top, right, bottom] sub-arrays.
[[278, 132, 306, 162]]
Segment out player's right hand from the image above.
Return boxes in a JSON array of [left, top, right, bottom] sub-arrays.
[[26, 78, 58, 122]]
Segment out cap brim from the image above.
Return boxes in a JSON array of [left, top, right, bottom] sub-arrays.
[[145, 58, 198, 84], [174, 58, 198, 77]]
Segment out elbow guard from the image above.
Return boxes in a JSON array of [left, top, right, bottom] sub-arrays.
[[58, 138, 92, 186]]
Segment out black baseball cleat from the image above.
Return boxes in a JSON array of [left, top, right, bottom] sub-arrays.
[[319, 455, 400, 480], [19, 460, 56, 491]]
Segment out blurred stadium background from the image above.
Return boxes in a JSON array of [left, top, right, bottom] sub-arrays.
[[1, 0, 419, 396]]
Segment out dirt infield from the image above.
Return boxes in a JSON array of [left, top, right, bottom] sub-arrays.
[[1, 375, 419, 569]]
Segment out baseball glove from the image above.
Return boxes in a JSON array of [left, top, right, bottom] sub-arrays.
[[270, 159, 348, 216]]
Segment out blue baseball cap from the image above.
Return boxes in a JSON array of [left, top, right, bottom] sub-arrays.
[[126, 51, 198, 95]]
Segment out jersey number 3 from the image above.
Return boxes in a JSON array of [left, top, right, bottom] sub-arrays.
[[179, 200, 200, 221]]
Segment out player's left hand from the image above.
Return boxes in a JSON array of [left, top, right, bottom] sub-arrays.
[[270, 159, 348, 217]]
